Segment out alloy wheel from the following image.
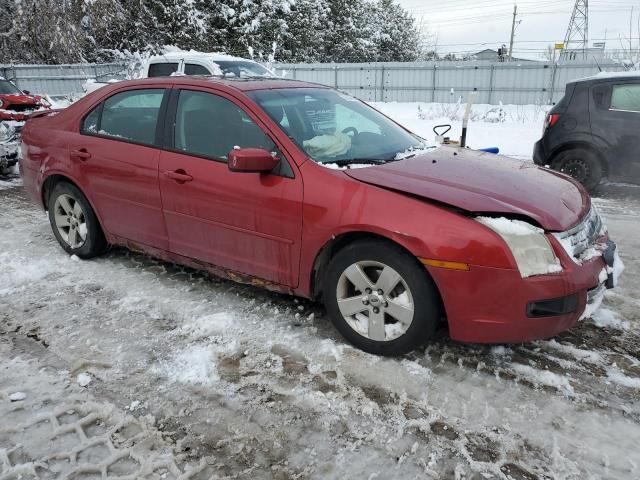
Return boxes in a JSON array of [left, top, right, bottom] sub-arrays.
[[336, 260, 415, 341], [53, 194, 88, 249]]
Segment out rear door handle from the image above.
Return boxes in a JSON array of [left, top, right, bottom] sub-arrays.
[[71, 148, 92, 160], [164, 169, 194, 183]]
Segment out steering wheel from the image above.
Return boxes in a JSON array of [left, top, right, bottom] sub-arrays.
[[342, 127, 359, 137]]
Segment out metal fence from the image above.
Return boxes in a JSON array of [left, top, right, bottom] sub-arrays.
[[273, 61, 629, 105], [1, 60, 631, 105], [0, 63, 126, 97]]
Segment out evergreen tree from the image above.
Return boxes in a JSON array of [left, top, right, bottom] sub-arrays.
[[281, 0, 330, 62], [0, 0, 424, 65]]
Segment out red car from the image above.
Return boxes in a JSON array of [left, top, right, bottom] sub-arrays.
[[20, 77, 622, 355], [1, 78, 50, 171]]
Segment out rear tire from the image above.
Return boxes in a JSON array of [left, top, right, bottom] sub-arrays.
[[552, 148, 603, 192], [323, 239, 442, 356], [48, 182, 107, 258]]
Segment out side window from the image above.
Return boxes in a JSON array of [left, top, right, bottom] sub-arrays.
[[148, 63, 179, 77], [610, 84, 640, 112], [81, 105, 101, 134], [174, 90, 276, 160], [184, 63, 211, 76], [91, 89, 164, 146]]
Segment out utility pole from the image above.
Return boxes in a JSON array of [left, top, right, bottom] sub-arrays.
[[508, 4, 517, 61]]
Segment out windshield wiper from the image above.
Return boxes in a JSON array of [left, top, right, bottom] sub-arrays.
[[321, 158, 389, 168], [393, 144, 438, 161]]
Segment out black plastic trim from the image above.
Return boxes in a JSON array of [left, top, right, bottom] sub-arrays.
[[526, 294, 578, 318]]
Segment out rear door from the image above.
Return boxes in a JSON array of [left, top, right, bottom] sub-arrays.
[[157, 87, 303, 287], [72, 87, 169, 249], [591, 80, 640, 182]]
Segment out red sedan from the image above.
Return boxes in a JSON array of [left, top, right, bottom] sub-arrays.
[[19, 77, 622, 355]]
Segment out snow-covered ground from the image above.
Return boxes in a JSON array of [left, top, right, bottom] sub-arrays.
[[1, 103, 640, 479], [372, 101, 549, 160]]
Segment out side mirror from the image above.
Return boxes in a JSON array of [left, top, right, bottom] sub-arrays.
[[23, 90, 31, 95], [228, 147, 279, 173]]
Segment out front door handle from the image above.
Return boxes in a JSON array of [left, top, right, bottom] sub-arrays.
[[164, 169, 194, 183], [71, 148, 92, 160]]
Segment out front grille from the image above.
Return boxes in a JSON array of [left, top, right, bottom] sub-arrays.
[[553, 206, 603, 259], [5, 104, 37, 113]]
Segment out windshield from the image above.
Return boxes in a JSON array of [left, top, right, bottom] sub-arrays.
[[0, 80, 23, 95], [214, 60, 273, 78], [248, 88, 429, 164]]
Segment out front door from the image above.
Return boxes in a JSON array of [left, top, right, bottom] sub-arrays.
[[591, 81, 640, 183], [158, 88, 303, 287]]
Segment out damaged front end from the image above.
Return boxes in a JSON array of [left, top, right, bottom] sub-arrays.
[[0, 121, 22, 174]]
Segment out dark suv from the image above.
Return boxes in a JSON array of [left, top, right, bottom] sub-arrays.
[[534, 72, 640, 190]]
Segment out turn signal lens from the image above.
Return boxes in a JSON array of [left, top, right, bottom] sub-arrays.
[[419, 258, 470, 271]]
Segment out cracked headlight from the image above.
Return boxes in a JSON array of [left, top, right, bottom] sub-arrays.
[[0, 122, 16, 142], [476, 217, 562, 278]]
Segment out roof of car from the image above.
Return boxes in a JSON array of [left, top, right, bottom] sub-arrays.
[[110, 75, 328, 92], [573, 70, 640, 83]]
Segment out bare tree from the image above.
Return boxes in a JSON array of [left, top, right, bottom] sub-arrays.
[[618, 6, 640, 69], [415, 17, 439, 60], [543, 45, 555, 62]]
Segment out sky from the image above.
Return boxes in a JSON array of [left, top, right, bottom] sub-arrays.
[[396, 0, 640, 60]]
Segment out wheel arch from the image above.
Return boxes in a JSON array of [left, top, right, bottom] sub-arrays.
[[41, 173, 108, 238], [308, 230, 443, 309]]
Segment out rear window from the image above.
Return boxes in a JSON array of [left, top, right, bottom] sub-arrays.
[[148, 62, 179, 77], [184, 63, 211, 76], [610, 84, 640, 112]]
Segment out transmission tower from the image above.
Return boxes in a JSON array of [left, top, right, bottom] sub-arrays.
[[561, 0, 589, 60]]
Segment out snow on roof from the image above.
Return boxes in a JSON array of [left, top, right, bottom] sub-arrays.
[[574, 70, 640, 82], [152, 47, 253, 64]]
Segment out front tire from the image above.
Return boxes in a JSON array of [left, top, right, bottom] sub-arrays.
[[323, 240, 442, 356], [552, 148, 603, 192], [48, 182, 106, 258]]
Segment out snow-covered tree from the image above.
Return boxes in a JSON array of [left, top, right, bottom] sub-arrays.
[[7, 0, 85, 63], [148, 0, 206, 50], [0, 0, 423, 64], [280, 0, 331, 62], [370, 0, 420, 62]]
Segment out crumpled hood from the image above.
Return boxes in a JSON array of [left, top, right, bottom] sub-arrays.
[[344, 147, 589, 232]]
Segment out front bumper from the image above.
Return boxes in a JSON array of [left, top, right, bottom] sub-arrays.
[[0, 140, 20, 168], [428, 241, 619, 344], [0, 121, 23, 168]]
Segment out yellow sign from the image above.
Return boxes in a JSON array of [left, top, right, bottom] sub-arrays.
[[555, 42, 564, 50]]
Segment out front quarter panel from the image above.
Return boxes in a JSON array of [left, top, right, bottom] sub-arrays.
[[298, 161, 516, 297]]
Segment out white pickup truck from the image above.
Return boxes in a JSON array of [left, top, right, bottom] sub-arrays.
[[144, 51, 276, 78], [84, 52, 276, 94]]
